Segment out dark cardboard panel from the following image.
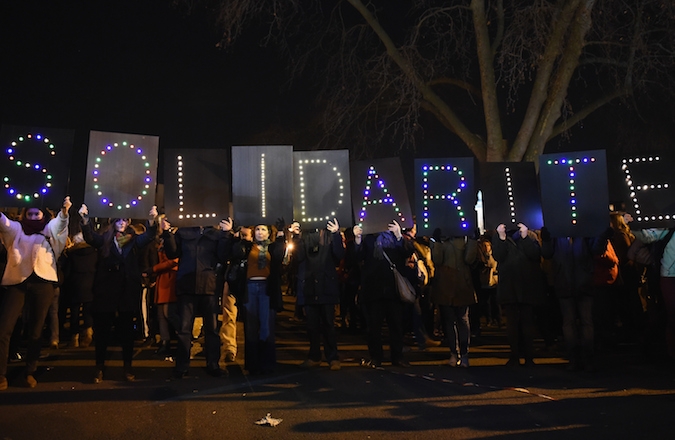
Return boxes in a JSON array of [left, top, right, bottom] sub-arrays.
[[0, 125, 74, 210], [292, 150, 352, 230], [83, 131, 159, 219], [539, 150, 609, 237], [414, 157, 476, 237], [478, 162, 543, 232], [350, 157, 413, 235], [163, 149, 231, 227], [232, 145, 293, 226]]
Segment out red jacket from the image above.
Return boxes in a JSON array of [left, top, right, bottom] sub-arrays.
[[153, 249, 178, 304]]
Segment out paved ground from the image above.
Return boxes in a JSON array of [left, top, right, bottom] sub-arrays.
[[1, 295, 674, 440]]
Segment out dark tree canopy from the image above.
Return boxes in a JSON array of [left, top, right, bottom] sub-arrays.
[[176, 0, 675, 162]]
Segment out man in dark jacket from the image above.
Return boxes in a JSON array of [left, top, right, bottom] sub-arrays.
[[294, 218, 345, 370], [162, 218, 231, 378]]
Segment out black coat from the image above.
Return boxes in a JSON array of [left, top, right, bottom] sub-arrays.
[[61, 243, 98, 303], [293, 230, 345, 306], [491, 233, 545, 305], [162, 226, 229, 296], [541, 236, 605, 298], [82, 222, 157, 313], [357, 232, 414, 303]]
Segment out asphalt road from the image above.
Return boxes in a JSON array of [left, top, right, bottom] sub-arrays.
[[1, 295, 673, 440]]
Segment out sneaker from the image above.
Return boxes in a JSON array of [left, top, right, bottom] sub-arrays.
[[459, 356, 469, 368], [24, 374, 37, 388], [0, 375, 7, 391], [224, 352, 236, 363], [329, 360, 341, 371], [299, 359, 321, 368], [448, 353, 459, 367]]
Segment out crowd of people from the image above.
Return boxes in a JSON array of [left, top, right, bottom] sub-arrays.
[[1, 197, 674, 391]]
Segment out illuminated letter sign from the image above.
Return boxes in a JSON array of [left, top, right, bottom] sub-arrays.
[[163, 149, 231, 227], [414, 157, 475, 237], [539, 150, 609, 237], [617, 155, 675, 227], [293, 150, 352, 229], [478, 162, 543, 232], [0, 125, 73, 209], [231, 145, 293, 226], [350, 157, 413, 235], [83, 131, 159, 219]]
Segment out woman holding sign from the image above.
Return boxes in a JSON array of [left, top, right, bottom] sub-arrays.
[[79, 204, 158, 383], [227, 219, 286, 375], [0, 197, 71, 390]]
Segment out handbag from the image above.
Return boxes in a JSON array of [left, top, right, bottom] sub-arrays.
[[383, 251, 417, 304]]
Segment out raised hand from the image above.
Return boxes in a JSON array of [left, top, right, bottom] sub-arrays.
[[496, 224, 507, 240], [220, 217, 233, 232], [388, 220, 402, 240], [353, 225, 363, 245], [517, 223, 529, 239], [327, 218, 339, 233]]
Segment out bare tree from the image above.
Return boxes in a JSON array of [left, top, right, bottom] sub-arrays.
[[176, 0, 675, 162]]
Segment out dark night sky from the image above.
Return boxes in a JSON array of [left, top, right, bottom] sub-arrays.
[[0, 4, 299, 141], [0, 0, 311, 202]]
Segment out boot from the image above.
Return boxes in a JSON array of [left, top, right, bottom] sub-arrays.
[[69, 333, 79, 348], [80, 328, 93, 348]]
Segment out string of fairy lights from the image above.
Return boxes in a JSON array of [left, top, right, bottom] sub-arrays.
[[358, 166, 406, 227], [420, 164, 468, 231], [297, 158, 343, 223], [545, 156, 596, 225], [3, 133, 54, 202], [175, 155, 218, 221], [92, 141, 153, 210], [622, 156, 672, 222]]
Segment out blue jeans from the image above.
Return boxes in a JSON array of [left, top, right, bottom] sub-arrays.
[[439, 305, 470, 356], [175, 294, 220, 373], [244, 280, 276, 373]]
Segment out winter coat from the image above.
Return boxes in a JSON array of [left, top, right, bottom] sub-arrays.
[[229, 236, 286, 311], [491, 232, 545, 305], [162, 226, 229, 296], [0, 211, 69, 285], [357, 232, 414, 303], [82, 221, 157, 313], [61, 242, 97, 303], [430, 237, 478, 307], [153, 248, 178, 304], [540, 235, 606, 298], [634, 228, 675, 277], [293, 230, 345, 306]]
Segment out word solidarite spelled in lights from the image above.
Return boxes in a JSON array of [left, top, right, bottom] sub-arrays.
[[94, 141, 151, 210], [359, 166, 406, 227], [547, 156, 596, 225], [420, 164, 468, 230], [621, 156, 673, 222], [298, 158, 343, 223], [175, 155, 218, 220], [4, 133, 54, 202]]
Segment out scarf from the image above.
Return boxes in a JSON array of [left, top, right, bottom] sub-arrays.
[[20, 218, 48, 235], [255, 239, 271, 270], [115, 231, 132, 249]]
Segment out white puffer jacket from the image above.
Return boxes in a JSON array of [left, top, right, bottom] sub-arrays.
[[0, 211, 69, 285]]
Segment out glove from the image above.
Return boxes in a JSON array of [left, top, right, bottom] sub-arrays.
[[540, 226, 551, 242], [275, 217, 286, 231]]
